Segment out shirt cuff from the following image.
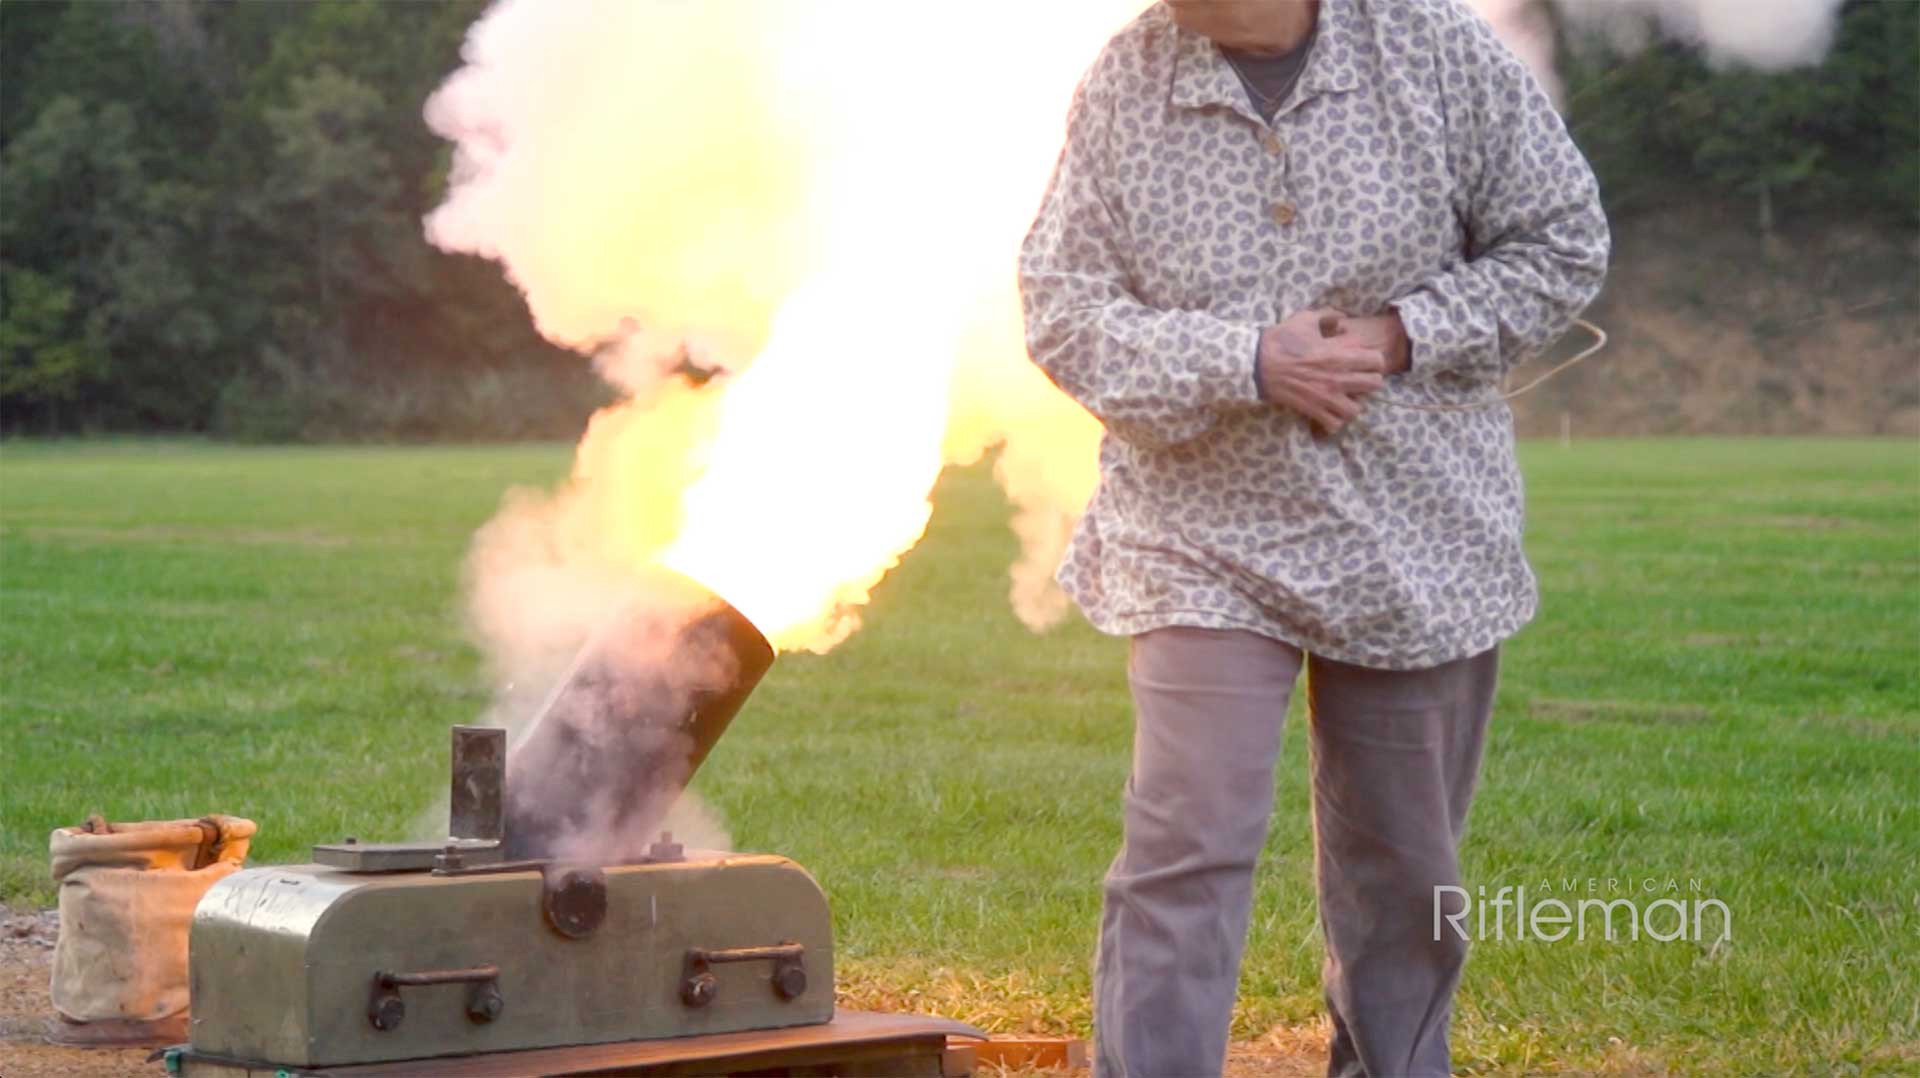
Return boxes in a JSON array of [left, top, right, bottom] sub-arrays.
[[1249, 327, 1268, 402], [1219, 321, 1265, 406], [1387, 290, 1443, 379]]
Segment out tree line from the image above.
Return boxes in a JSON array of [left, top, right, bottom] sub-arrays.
[[1, 1, 1913, 439]]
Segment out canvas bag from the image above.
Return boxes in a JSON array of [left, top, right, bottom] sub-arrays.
[[47, 814, 256, 1045]]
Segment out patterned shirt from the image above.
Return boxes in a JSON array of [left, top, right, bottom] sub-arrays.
[[1019, 0, 1609, 670]]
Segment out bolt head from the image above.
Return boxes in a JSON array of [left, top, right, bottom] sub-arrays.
[[773, 962, 808, 1000], [369, 994, 405, 1032], [681, 971, 718, 1008], [467, 987, 504, 1024]]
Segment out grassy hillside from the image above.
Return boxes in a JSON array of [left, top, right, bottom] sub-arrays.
[[1512, 204, 1920, 439]]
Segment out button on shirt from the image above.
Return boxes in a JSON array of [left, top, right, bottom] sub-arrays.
[[1018, 0, 1610, 670]]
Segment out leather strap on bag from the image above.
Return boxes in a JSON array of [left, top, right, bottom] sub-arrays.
[[190, 817, 223, 871]]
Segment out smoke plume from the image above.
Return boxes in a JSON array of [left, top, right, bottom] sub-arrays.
[[426, 1, 1132, 669], [426, 1, 1136, 857], [1473, 0, 1850, 95], [1557, 0, 1847, 70]]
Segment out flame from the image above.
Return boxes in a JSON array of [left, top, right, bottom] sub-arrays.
[[428, 1, 1135, 653]]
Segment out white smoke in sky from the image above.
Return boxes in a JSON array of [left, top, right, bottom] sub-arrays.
[[1558, 0, 1849, 69], [422, 0, 1139, 855], [1473, 0, 1850, 97], [425, 0, 1131, 668], [1471, 0, 1561, 90]]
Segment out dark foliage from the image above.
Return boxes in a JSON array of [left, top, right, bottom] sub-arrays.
[[1557, 0, 1919, 228], [1, 0, 606, 439]]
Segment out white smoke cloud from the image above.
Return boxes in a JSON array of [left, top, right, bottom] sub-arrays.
[[425, 0, 1136, 665], [1473, 0, 1849, 101], [1469, 0, 1562, 94], [1557, 0, 1847, 70]]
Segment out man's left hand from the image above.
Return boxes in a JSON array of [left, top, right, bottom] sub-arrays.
[[1320, 310, 1412, 375]]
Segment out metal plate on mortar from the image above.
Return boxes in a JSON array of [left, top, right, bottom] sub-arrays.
[[310, 842, 443, 872], [311, 838, 502, 873]]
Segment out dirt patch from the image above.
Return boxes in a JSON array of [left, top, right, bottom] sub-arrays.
[[1225, 1022, 1330, 1077], [1530, 698, 1713, 726], [968, 1024, 1326, 1076], [840, 962, 1328, 1073], [1507, 201, 1920, 438], [0, 906, 152, 1078]]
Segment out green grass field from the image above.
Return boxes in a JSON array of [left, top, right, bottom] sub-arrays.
[[2, 438, 1916, 1073]]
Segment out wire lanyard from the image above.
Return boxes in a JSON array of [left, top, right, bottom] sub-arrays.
[[1324, 315, 1609, 413]]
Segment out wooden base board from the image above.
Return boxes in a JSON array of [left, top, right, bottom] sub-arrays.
[[169, 1011, 987, 1078]]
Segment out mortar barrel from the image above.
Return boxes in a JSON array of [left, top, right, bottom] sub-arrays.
[[502, 589, 773, 862]]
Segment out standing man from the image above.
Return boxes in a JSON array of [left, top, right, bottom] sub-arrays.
[[1019, 1, 1608, 1075]]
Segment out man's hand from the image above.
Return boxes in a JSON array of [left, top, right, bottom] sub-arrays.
[[1318, 310, 1412, 376], [1257, 308, 1387, 434]]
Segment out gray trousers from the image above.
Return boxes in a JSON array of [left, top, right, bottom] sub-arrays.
[[1092, 628, 1499, 1078]]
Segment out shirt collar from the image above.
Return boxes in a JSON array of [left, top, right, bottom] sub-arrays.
[[1169, 0, 1364, 120]]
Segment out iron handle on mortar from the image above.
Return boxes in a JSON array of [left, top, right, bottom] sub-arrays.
[[367, 965, 504, 1032], [680, 942, 807, 1007]]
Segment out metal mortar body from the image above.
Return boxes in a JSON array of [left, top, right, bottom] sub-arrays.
[[185, 596, 817, 1071], [187, 851, 834, 1068]]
